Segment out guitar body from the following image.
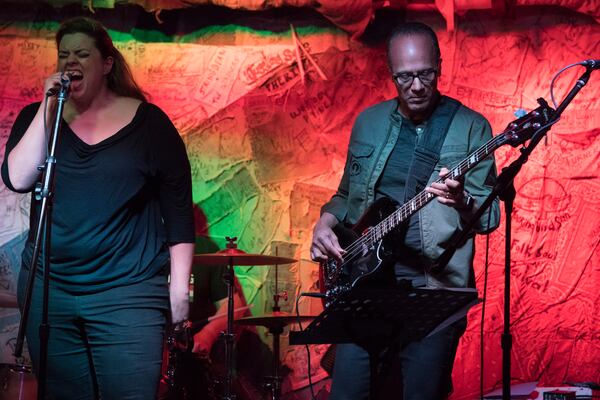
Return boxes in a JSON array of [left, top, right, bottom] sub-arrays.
[[319, 197, 401, 305]]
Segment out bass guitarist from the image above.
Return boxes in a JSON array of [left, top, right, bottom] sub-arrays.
[[310, 22, 501, 400]]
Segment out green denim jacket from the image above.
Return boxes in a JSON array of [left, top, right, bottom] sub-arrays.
[[322, 97, 501, 288]]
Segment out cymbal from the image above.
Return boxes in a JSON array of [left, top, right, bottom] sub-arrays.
[[0, 292, 18, 308], [193, 248, 296, 266], [235, 311, 316, 329]]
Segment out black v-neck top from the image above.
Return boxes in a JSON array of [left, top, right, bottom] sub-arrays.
[[2, 102, 195, 294]]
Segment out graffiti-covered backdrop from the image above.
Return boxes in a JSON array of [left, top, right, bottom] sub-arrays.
[[0, 2, 598, 399]]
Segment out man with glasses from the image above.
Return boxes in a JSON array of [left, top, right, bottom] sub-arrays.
[[310, 22, 500, 399]]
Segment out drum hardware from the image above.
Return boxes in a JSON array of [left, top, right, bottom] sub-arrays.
[[192, 246, 296, 268], [193, 237, 296, 400], [236, 312, 314, 400], [234, 249, 315, 400]]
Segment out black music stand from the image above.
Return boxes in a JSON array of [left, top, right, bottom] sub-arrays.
[[290, 286, 478, 346], [290, 286, 478, 398]]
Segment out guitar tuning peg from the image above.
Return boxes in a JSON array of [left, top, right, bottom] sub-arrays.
[[514, 108, 527, 118]]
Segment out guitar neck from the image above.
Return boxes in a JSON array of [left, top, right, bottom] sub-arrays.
[[370, 132, 509, 241]]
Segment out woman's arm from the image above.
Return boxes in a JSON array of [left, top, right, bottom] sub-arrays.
[[169, 242, 194, 323], [6, 73, 66, 191]]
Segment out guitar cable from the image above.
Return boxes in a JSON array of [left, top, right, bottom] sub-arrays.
[[295, 292, 322, 400], [550, 61, 593, 109], [480, 209, 493, 400]]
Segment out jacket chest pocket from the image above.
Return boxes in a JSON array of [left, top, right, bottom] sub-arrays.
[[348, 141, 375, 183]]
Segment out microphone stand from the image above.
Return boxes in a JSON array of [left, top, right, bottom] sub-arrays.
[[432, 64, 593, 400], [14, 80, 70, 400]]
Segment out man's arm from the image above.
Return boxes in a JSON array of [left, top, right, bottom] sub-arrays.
[[192, 290, 246, 354], [310, 212, 344, 263]]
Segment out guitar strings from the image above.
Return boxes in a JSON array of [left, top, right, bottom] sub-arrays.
[[337, 135, 495, 267], [334, 112, 539, 270]]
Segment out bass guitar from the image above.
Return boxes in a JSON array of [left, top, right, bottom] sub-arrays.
[[319, 99, 554, 305]]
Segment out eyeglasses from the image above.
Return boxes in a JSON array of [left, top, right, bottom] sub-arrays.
[[392, 68, 438, 86]]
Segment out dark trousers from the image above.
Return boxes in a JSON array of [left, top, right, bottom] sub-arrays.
[[329, 318, 467, 400], [18, 270, 169, 400]]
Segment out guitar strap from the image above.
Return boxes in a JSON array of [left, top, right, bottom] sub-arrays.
[[403, 96, 461, 202]]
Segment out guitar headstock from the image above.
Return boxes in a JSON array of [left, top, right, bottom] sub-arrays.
[[501, 98, 555, 147]]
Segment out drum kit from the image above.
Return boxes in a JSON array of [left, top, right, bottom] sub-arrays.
[[192, 237, 316, 400]]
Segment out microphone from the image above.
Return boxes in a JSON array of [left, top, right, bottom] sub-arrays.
[[582, 59, 600, 69], [45, 72, 72, 97]]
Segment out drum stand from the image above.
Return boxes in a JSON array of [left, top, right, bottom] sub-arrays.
[[264, 261, 286, 400], [264, 324, 284, 400], [221, 237, 238, 400], [236, 311, 314, 400], [234, 259, 313, 400], [193, 239, 298, 400]]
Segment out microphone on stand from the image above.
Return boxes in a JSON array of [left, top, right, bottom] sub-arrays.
[[46, 72, 72, 97], [582, 59, 600, 70]]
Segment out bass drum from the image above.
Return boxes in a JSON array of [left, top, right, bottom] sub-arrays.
[[158, 329, 269, 400], [0, 364, 37, 400]]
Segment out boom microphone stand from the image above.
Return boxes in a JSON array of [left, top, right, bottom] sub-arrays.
[[14, 75, 70, 400], [433, 62, 595, 400]]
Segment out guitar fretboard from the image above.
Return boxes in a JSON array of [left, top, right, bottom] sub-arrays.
[[352, 132, 511, 255]]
